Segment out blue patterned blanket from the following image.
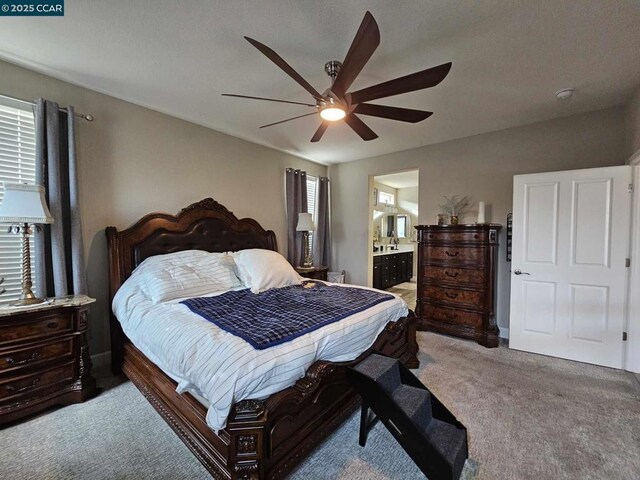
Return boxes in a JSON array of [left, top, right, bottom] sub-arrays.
[[180, 282, 395, 350]]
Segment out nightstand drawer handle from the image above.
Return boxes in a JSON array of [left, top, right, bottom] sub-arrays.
[[6, 352, 40, 366], [444, 270, 459, 278], [445, 292, 458, 299], [47, 322, 59, 329], [445, 251, 459, 257], [6, 377, 40, 393], [445, 311, 457, 319]]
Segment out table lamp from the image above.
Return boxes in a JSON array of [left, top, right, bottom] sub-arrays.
[[296, 212, 315, 268], [0, 183, 54, 306]]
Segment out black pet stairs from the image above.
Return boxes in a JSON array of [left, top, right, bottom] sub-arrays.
[[347, 354, 468, 480]]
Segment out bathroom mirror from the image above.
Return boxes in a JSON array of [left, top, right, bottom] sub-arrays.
[[377, 213, 409, 238]]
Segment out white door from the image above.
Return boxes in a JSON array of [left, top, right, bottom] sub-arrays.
[[510, 166, 632, 368]]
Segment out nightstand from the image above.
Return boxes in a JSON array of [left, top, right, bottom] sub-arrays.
[[295, 266, 329, 281], [0, 295, 99, 424]]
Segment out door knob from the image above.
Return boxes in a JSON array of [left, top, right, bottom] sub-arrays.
[[513, 269, 530, 275]]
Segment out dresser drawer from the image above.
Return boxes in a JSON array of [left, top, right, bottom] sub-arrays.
[[0, 363, 75, 401], [0, 338, 75, 373], [423, 246, 486, 265], [424, 286, 485, 309], [422, 230, 484, 243], [423, 304, 483, 328], [422, 265, 486, 286], [0, 313, 73, 345]]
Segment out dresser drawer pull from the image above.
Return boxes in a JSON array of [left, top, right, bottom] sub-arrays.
[[444, 270, 459, 278], [6, 352, 40, 366], [445, 292, 458, 299], [445, 311, 457, 319], [445, 251, 460, 257], [6, 377, 40, 393], [47, 322, 59, 329]]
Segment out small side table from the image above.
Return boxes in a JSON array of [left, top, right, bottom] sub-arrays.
[[295, 266, 329, 281], [0, 295, 99, 424]]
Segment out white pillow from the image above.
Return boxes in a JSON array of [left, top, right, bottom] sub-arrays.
[[134, 250, 241, 303], [231, 249, 302, 294]]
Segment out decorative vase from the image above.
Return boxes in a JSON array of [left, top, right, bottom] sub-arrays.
[[450, 215, 459, 225]]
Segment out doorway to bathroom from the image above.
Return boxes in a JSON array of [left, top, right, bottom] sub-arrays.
[[370, 169, 419, 310]]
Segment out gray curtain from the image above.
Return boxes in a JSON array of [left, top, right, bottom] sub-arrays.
[[313, 176, 331, 268], [286, 168, 307, 267], [33, 99, 87, 297]]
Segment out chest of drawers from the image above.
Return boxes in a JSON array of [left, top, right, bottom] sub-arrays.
[[415, 224, 501, 348], [0, 296, 98, 424]]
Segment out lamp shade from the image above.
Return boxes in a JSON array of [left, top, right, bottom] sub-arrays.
[[296, 212, 315, 232], [0, 183, 54, 224]]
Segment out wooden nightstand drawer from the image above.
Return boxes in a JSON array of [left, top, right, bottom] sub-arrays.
[[0, 363, 75, 401], [295, 267, 328, 281], [424, 285, 485, 309], [0, 338, 75, 373], [0, 312, 73, 345]]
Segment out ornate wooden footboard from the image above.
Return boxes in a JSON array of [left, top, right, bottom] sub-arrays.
[[107, 199, 419, 479]]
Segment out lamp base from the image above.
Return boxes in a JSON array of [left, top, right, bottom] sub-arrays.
[[9, 297, 48, 307]]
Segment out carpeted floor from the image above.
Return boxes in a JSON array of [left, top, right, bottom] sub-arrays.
[[1, 332, 639, 479]]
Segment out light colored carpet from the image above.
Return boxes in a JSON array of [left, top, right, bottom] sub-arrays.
[[386, 282, 417, 311], [1, 332, 639, 479]]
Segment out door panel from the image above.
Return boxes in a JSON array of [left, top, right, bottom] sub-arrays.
[[524, 182, 559, 264], [522, 280, 557, 335], [569, 284, 608, 343], [510, 166, 631, 368], [571, 179, 611, 267]]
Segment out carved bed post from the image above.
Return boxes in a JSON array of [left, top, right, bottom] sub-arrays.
[[227, 400, 266, 480]]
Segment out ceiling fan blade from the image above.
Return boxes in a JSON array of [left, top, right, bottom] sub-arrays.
[[259, 112, 317, 129], [245, 36, 323, 100], [350, 62, 452, 104], [354, 103, 433, 123], [310, 121, 329, 143], [222, 94, 317, 107], [331, 11, 380, 97], [344, 114, 378, 141]]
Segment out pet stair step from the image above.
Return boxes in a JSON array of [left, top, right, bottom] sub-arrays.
[[391, 384, 432, 426], [424, 419, 468, 480], [350, 352, 401, 394], [347, 353, 469, 480]]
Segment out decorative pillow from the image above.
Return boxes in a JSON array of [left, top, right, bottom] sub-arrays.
[[134, 250, 242, 303], [231, 249, 302, 294]]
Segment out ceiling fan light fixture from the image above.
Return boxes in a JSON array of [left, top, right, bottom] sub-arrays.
[[320, 106, 346, 121]]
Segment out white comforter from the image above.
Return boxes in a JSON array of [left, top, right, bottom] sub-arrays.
[[113, 279, 408, 430]]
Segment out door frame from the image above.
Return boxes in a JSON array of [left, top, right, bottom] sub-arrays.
[[627, 152, 640, 373]]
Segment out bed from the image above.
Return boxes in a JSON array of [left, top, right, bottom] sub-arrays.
[[106, 198, 419, 479]]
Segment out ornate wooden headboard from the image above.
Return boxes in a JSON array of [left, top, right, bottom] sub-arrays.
[[105, 198, 278, 371]]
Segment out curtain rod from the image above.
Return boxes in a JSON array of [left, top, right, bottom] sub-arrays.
[[0, 93, 94, 122]]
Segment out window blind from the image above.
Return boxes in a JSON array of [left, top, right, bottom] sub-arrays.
[[0, 99, 37, 303], [306, 175, 317, 254]]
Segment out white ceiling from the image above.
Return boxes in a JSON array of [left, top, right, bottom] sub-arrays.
[[375, 170, 419, 189], [1, 1, 639, 165]]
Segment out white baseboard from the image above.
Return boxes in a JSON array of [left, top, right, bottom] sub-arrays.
[[499, 327, 510, 339], [91, 351, 111, 370]]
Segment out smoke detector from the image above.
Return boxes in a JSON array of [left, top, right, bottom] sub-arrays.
[[555, 88, 574, 101]]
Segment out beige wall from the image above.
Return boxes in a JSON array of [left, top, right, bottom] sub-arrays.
[[626, 85, 640, 158], [0, 60, 326, 355], [329, 107, 626, 330]]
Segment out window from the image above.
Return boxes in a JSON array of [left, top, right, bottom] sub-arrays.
[[306, 175, 317, 253], [0, 98, 37, 304], [378, 190, 395, 205]]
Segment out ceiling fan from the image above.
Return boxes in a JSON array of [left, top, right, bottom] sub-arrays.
[[222, 11, 452, 142]]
